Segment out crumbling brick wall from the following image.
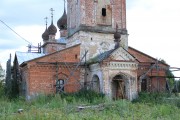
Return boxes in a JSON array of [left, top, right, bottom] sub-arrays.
[[21, 45, 81, 97], [67, 0, 126, 31], [128, 47, 168, 92]]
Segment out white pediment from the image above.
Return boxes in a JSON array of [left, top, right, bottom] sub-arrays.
[[110, 47, 135, 61]]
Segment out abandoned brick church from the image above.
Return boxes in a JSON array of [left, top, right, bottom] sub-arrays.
[[12, 0, 169, 100]]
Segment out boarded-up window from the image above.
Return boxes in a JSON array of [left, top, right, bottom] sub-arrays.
[[56, 79, 65, 93]]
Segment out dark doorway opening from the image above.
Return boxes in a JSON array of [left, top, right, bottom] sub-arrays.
[[112, 75, 126, 100], [141, 79, 147, 91]]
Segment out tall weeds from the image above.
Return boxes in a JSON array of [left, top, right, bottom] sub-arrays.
[[0, 91, 180, 120]]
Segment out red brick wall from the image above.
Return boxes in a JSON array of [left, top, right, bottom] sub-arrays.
[[138, 63, 167, 92], [67, 0, 126, 29], [129, 47, 168, 92], [112, 0, 126, 29], [43, 42, 66, 54], [22, 45, 81, 96], [151, 78, 166, 92], [85, 0, 94, 26], [128, 48, 155, 63]]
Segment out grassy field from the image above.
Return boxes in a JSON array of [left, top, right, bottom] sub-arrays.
[[0, 91, 180, 120]]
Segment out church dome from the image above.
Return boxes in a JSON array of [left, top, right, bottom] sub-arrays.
[[57, 10, 67, 30], [48, 23, 57, 35], [114, 31, 121, 40], [42, 28, 49, 40]]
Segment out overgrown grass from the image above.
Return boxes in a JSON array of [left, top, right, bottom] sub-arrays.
[[133, 92, 180, 108], [0, 91, 180, 120]]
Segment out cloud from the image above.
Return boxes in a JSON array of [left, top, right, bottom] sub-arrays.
[[127, 0, 180, 77], [0, 0, 64, 26], [14, 25, 45, 45], [0, 24, 50, 70], [0, 24, 46, 50], [0, 39, 24, 50], [0, 0, 64, 70]]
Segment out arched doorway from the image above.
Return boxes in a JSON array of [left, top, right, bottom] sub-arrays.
[[112, 75, 126, 100], [91, 75, 100, 93]]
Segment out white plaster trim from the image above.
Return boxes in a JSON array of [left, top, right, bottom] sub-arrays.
[[108, 62, 138, 70]]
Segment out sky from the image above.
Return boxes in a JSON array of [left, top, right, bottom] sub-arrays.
[[0, 0, 180, 77]]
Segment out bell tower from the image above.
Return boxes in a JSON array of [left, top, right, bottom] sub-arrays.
[[66, 0, 128, 59]]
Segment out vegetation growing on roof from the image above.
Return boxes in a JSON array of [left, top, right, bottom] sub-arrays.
[[87, 49, 114, 65], [87, 56, 99, 65]]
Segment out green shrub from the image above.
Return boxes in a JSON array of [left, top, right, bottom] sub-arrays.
[[60, 89, 105, 104], [133, 92, 180, 109]]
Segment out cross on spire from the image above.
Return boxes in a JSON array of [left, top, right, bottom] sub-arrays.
[[44, 17, 48, 28], [50, 8, 55, 24], [64, 0, 66, 11]]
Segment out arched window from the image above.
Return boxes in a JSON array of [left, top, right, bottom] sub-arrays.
[[56, 79, 65, 93], [91, 75, 100, 93]]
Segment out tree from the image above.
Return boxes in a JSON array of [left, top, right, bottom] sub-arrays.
[[160, 59, 175, 91], [176, 80, 180, 93], [0, 64, 5, 82], [0, 64, 5, 97], [166, 69, 175, 90]]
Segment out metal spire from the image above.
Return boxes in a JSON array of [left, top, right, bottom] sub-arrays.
[[64, 0, 66, 13]]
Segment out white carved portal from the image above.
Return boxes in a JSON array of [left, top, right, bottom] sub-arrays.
[[108, 72, 137, 101]]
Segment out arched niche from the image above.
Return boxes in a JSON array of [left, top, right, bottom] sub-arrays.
[[91, 75, 100, 93]]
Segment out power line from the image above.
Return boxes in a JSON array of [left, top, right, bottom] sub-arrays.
[[0, 19, 32, 45]]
